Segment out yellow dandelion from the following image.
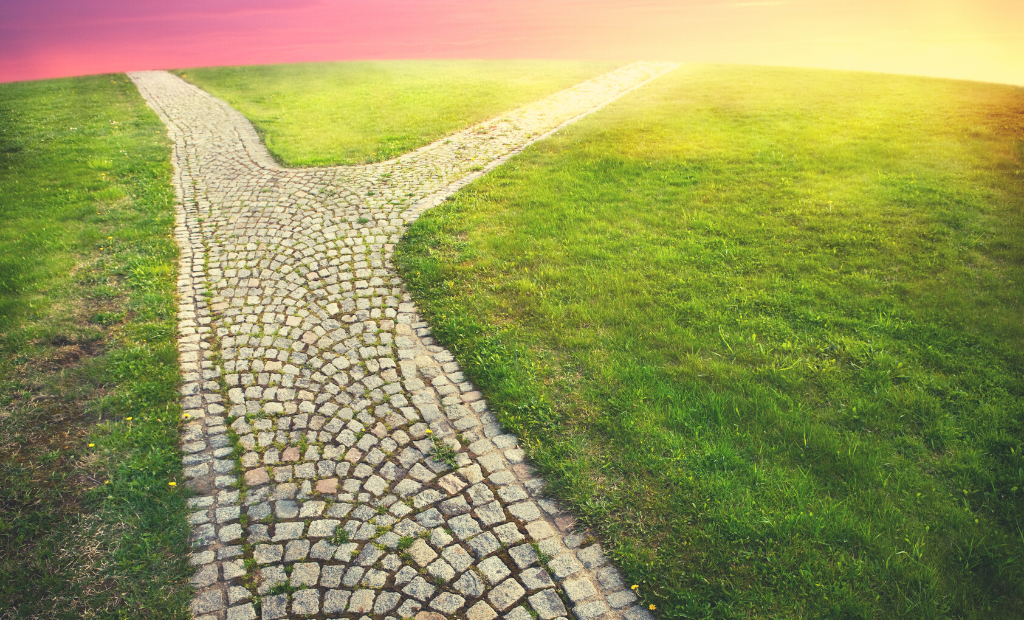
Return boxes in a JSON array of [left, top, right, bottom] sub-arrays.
[[649, 605, 656, 611], [183, 413, 190, 418], [126, 417, 133, 421], [425, 429, 433, 434], [105, 480, 110, 485], [169, 481, 177, 487], [88, 443, 95, 447], [631, 585, 639, 590]]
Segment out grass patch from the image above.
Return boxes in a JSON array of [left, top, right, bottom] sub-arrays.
[[396, 64, 1024, 618], [172, 60, 622, 166], [0, 74, 190, 618]]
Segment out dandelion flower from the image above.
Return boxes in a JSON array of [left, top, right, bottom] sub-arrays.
[[425, 429, 433, 434], [169, 481, 177, 487], [88, 443, 95, 447], [650, 605, 656, 611], [183, 413, 190, 418], [126, 417, 133, 421], [631, 585, 639, 590], [105, 480, 110, 485]]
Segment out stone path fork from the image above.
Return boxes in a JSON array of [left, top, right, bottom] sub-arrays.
[[129, 61, 677, 620]]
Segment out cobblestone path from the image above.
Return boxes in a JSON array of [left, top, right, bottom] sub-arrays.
[[129, 62, 677, 620]]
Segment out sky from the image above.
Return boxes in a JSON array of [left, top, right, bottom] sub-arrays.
[[0, 0, 1021, 85]]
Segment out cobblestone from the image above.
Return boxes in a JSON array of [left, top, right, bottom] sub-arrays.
[[131, 61, 677, 620], [529, 589, 568, 619]]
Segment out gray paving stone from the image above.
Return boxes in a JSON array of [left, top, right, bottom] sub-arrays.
[[449, 513, 483, 540], [284, 539, 310, 561], [505, 606, 533, 620], [476, 500, 506, 526], [271, 521, 304, 541], [468, 531, 501, 559], [488, 471, 516, 486], [622, 605, 656, 620], [397, 598, 424, 619], [478, 453, 507, 473], [394, 565, 418, 586], [307, 519, 339, 538], [497, 486, 528, 503], [258, 565, 286, 595], [427, 557, 456, 582], [466, 600, 499, 620], [488, 578, 526, 612], [494, 522, 525, 545], [520, 567, 555, 590], [334, 542, 358, 561], [442, 543, 474, 572], [549, 553, 584, 580], [573, 600, 610, 620], [323, 589, 351, 614], [563, 576, 598, 603], [309, 540, 338, 560], [430, 526, 455, 549], [508, 501, 542, 522], [407, 538, 438, 566], [607, 589, 638, 609], [289, 562, 320, 587], [403, 575, 437, 602], [226, 602, 256, 620], [362, 568, 387, 588], [529, 590, 568, 620], [414, 488, 443, 508], [454, 569, 487, 598], [320, 564, 345, 588], [347, 589, 376, 614], [467, 483, 496, 505], [342, 566, 365, 588], [190, 589, 225, 614], [577, 544, 609, 570], [526, 521, 556, 541], [260, 594, 287, 619], [478, 555, 512, 584], [190, 563, 218, 588], [508, 544, 539, 569], [440, 495, 472, 516], [290, 588, 319, 615], [222, 559, 246, 581], [253, 544, 282, 565], [227, 586, 251, 605], [374, 591, 401, 614], [430, 591, 466, 615], [355, 544, 384, 567]]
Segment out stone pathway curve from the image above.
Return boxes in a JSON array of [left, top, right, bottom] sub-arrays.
[[129, 61, 677, 620]]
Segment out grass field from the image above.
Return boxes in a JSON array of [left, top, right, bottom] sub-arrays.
[[4, 61, 1021, 619], [394, 65, 1024, 618], [172, 60, 622, 166], [0, 75, 191, 618]]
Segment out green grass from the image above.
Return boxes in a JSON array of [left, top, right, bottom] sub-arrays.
[[395, 64, 1024, 618], [172, 60, 622, 166], [0, 74, 190, 618]]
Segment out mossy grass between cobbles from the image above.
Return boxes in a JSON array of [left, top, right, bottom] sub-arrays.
[[0, 74, 190, 618], [395, 64, 1024, 617], [172, 60, 622, 166]]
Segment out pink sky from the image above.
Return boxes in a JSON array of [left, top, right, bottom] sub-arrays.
[[1, 0, 1021, 84]]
